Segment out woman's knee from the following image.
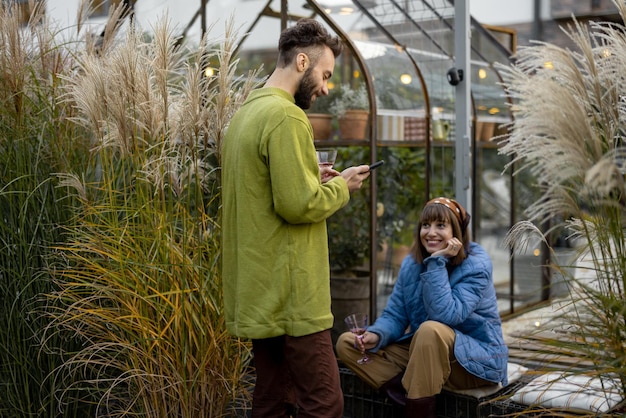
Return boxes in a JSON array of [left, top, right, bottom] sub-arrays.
[[413, 321, 455, 349]]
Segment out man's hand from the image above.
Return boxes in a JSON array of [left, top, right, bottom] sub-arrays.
[[320, 165, 340, 183], [340, 165, 370, 193]]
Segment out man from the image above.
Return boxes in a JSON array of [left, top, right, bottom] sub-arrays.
[[221, 18, 371, 418]]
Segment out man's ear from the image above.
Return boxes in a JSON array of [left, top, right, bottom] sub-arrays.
[[296, 52, 309, 73]]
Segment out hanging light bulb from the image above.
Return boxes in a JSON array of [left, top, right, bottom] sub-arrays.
[[478, 68, 487, 79], [400, 74, 412, 85]]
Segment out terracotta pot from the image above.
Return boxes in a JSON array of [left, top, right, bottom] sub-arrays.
[[307, 113, 333, 140], [338, 109, 369, 140]]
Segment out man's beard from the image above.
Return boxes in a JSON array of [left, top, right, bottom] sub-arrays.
[[294, 68, 316, 110]]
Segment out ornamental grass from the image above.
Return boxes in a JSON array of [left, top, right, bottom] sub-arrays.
[[499, 0, 626, 412], [0, 1, 261, 416], [0, 2, 91, 416]]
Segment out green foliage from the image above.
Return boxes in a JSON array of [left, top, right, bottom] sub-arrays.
[[499, 0, 626, 407], [376, 146, 427, 246], [307, 85, 339, 114], [327, 147, 371, 272], [327, 146, 425, 273]]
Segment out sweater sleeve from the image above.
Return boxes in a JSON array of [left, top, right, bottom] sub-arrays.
[[367, 255, 417, 351], [266, 112, 349, 224]]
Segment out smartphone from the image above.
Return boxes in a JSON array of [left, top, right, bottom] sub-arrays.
[[369, 160, 384, 171]]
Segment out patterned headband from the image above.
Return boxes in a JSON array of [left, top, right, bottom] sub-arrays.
[[426, 197, 471, 230]]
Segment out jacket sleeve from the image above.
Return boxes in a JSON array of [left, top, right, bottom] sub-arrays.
[[420, 255, 491, 326], [367, 256, 417, 351]]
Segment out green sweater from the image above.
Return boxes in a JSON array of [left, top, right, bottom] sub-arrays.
[[221, 88, 350, 339]]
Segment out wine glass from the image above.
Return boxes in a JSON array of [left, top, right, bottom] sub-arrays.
[[316, 148, 337, 169], [344, 312, 373, 364]]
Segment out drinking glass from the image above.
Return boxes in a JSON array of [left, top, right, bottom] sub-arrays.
[[344, 312, 373, 364], [316, 148, 337, 169]]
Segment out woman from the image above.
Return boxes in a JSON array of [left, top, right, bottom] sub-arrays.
[[336, 197, 508, 418]]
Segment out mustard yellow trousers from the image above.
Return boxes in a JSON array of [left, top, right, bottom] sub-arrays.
[[336, 320, 492, 399]]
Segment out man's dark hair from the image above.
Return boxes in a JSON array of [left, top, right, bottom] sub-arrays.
[[277, 18, 343, 68]]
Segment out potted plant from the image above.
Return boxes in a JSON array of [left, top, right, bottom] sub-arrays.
[[328, 83, 370, 140], [307, 113, 333, 140], [306, 88, 339, 140]]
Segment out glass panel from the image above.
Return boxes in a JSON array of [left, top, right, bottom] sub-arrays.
[[474, 145, 513, 312], [510, 157, 545, 310], [375, 146, 426, 311], [355, 41, 422, 112]]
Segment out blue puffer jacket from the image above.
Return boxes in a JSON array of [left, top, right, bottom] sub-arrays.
[[368, 242, 509, 385]]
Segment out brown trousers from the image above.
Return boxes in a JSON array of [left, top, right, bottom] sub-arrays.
[[251, 329, 343, 418], [336, 320, 492, 399]]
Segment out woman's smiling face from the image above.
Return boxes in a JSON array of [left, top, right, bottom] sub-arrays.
[[420, 219, 453, 255]]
